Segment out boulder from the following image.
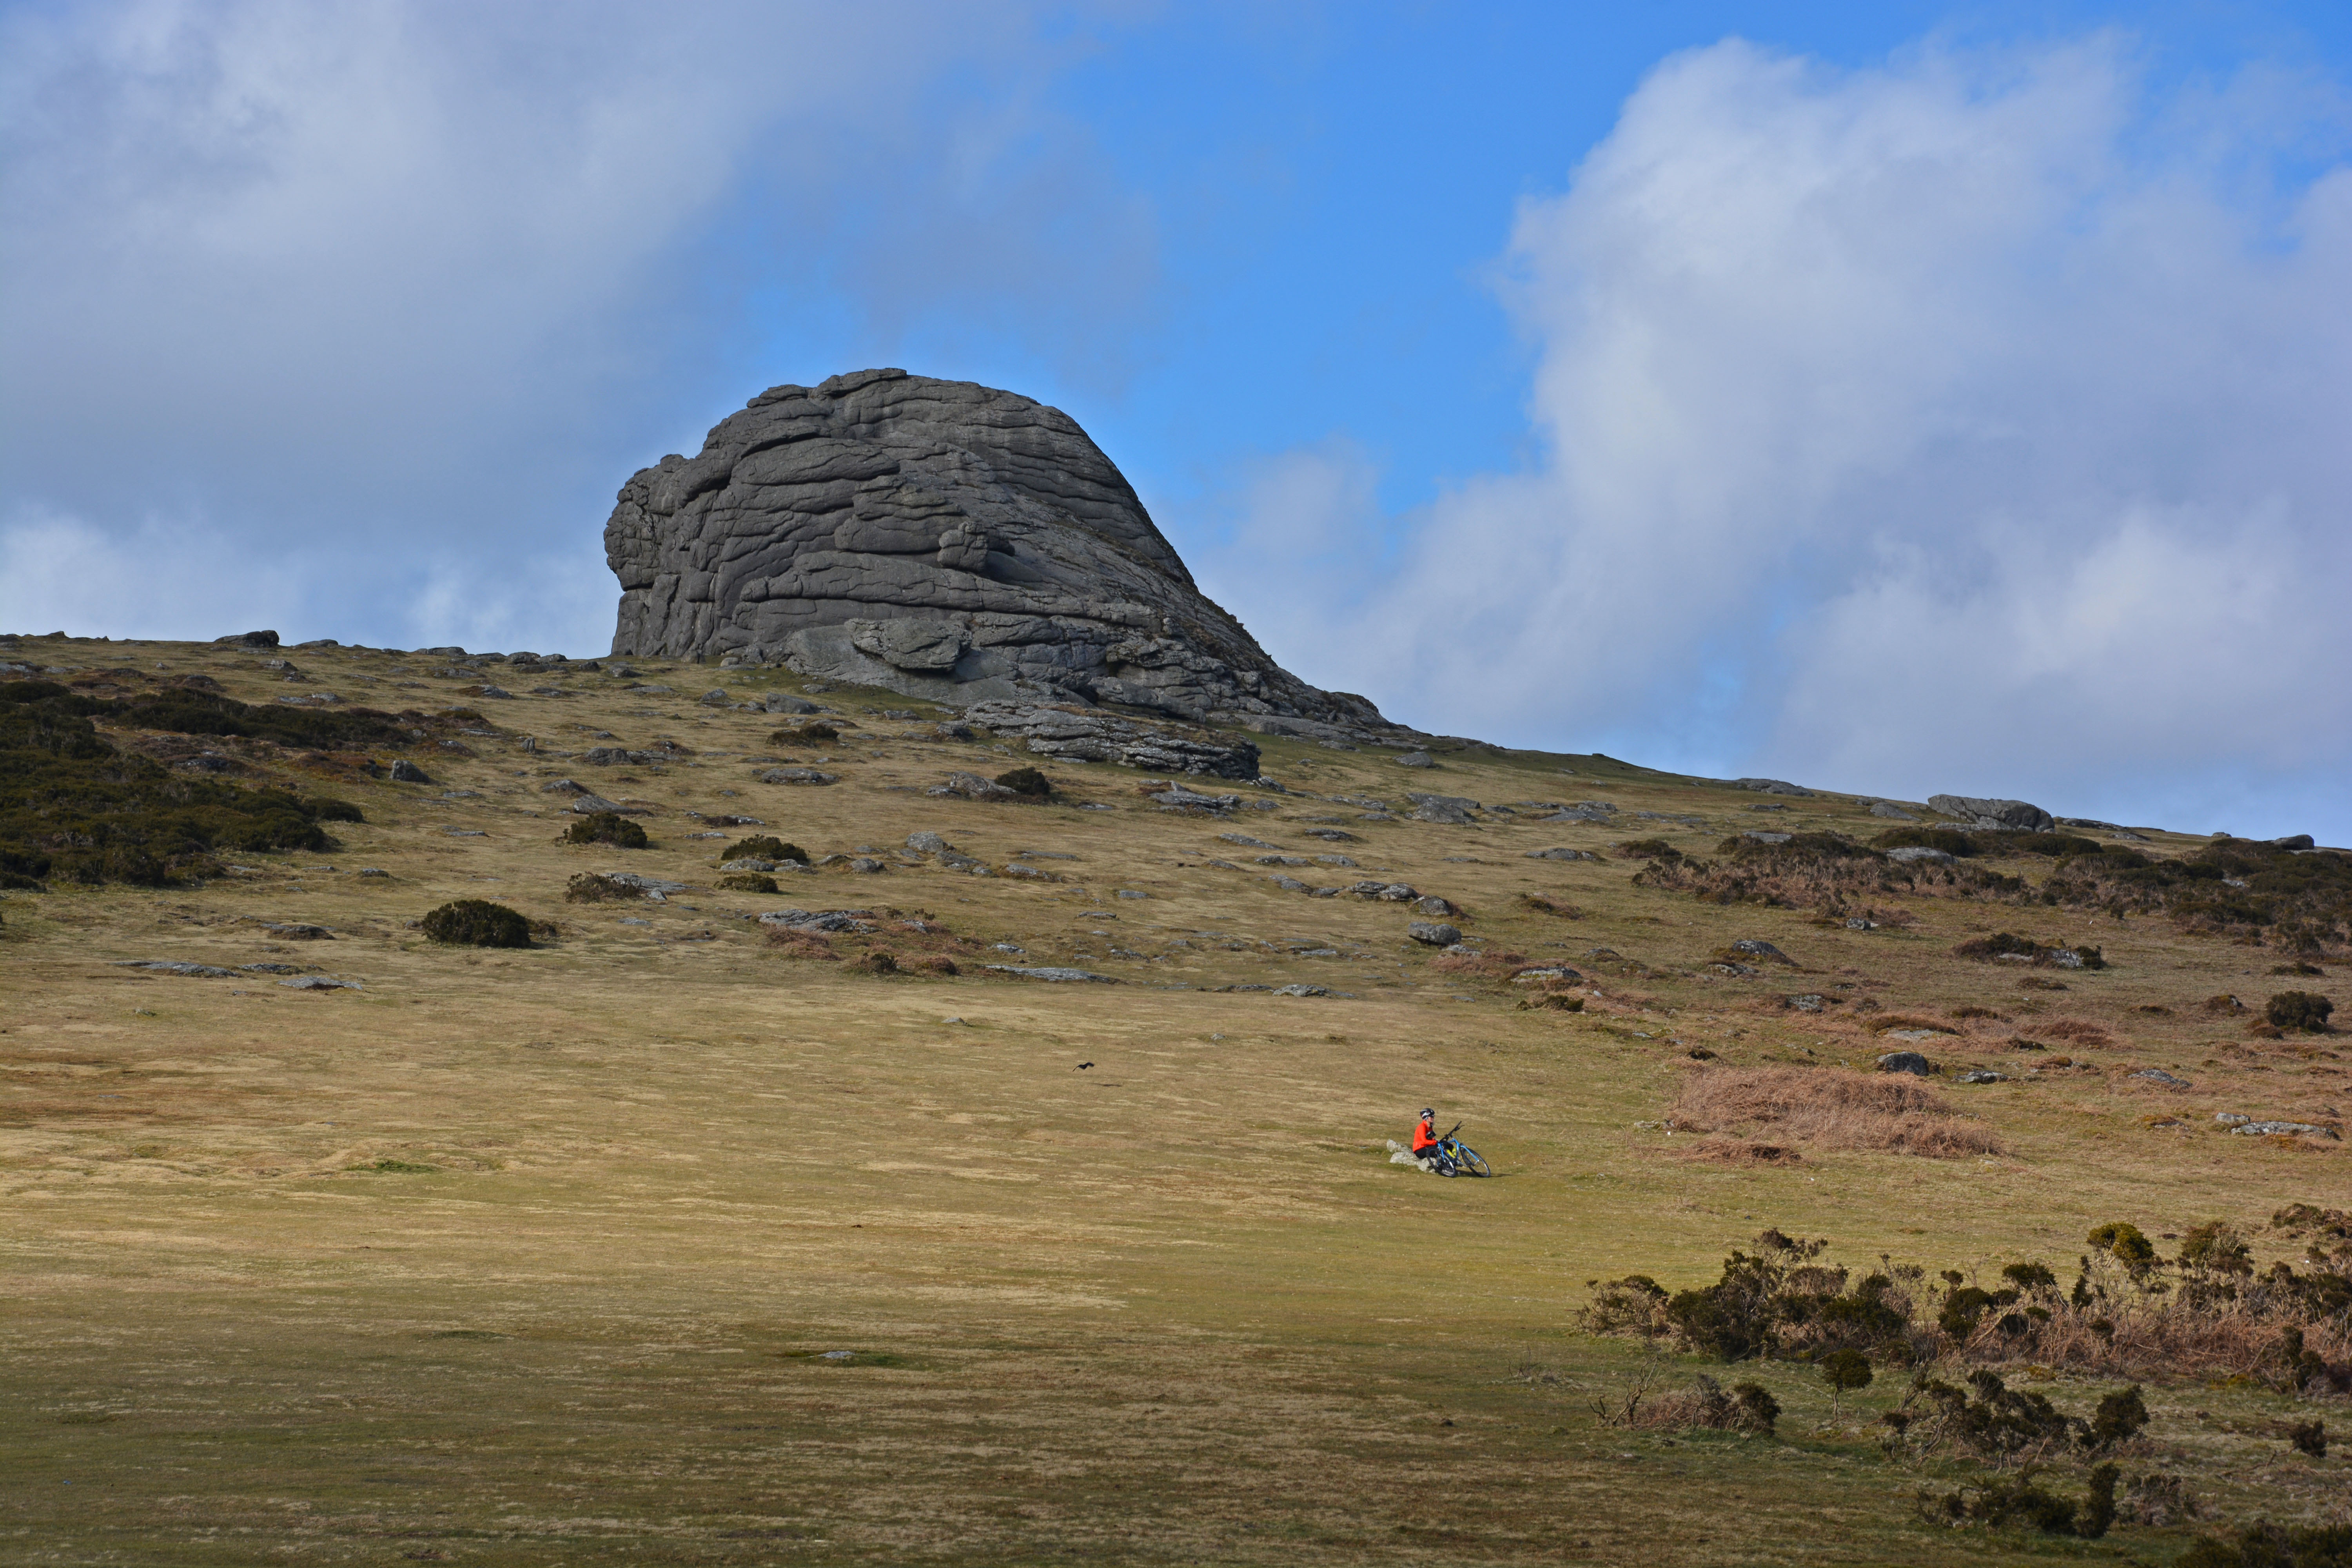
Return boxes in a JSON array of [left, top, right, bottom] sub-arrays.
[[1869, 801, 1918, 820], [388, 759, 432, 783], [1927, 794, 2054, 832], [757, 767, 838, 786], [214, 630, 280, 648], [1407, 921, 1461, 946], [1875, 1051, 1934, 1076], [964, 701, 1259, 779], [1414, 896, 1457, 917], [929, 771, 1016, 800], [1732, 778, 1814, 797], [1406, 792, 1479, 825], [1887, 845, 1956, 865], [1524, 847, 1597, 862], [906, 831, 947, 854], [1395, 751, 1436, 768], [601, 368, 1396, 733]]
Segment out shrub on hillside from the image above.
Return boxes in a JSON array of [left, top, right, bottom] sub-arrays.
[[1, 683, 364, 887], [2267, 991, 2336, 1033], [722, 834, 807, 864], [564, 812, 647, 848], [421, 899, 531, 947], [993, 766, 1051, 799], [717, 873, 779, 893], [565, 873, 643, 902]]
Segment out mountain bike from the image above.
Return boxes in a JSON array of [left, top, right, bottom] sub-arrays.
[[1437, 1127, 1491, 1178]]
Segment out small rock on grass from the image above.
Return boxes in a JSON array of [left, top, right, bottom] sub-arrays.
[[1408, 921, 1461, 947], [1876, 1051, 1933, 1076]]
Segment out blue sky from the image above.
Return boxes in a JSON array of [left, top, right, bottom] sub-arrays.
[[4, 0, 2349, 840]]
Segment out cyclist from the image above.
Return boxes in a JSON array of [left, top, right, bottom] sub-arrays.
[[1411, 1108, 1452, 1174]]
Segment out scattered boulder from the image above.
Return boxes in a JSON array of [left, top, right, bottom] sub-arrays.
[[1406, 792, 1479, 825], [1869, 802, 1918, 820], [388, 759, 432, 784], [1875, 1051, 1934, 1076], [1352, 881, 1418, 901], [964, 702, 1262, 779], [565, 794, 629, 815], [1927, 794, 2055, 832], [1733, 778, 1814, 797], [1150, 783, 1241, 812], [215, 630, 280, 648], [759, 767, 839, 786], [1786, 994, 1825, 1012], [929, 770, 1017, 800], [1956, 1069, 2007, 1084], [697, 688, 732, 706], [906, 831, 947, 854], [1407, 921, 1461, 947], [1524, 847, 1597, 862], [1414, 896, 1457, 917], [2232, 1120, 2341, 1140], [1887, 845, 1956, 865], [1396, 751, 1436, 768], [1729, 938, 1795, 965], [985, 965, 1120, 983], [2131, 1069, 2192, 1088], [110, 959, 236, 978], [280, 976, 360, 991]]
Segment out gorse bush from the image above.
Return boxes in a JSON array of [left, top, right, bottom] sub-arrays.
[[565, 873, 643, 903], [1, 682, 364, 888], [564, 813, 647, 848], [722, 835, 806, 864], [420, 900, 531, 947], [2266, 991, 2335, 1032], [993, 766, 1051, 799], [717, 873, 779, 893], [1634, 829, 2026, 915], [1583, 1223, 2352, 1386]]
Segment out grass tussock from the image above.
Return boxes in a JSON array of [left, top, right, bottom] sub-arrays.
[[1670, 1066, 2003, 1159]]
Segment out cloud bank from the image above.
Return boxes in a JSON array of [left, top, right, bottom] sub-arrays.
[[1197, 35, 2352, 839], [0, 0, 1142, 650]]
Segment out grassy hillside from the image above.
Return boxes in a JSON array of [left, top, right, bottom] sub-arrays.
[[2, 633, 2343, 1565]]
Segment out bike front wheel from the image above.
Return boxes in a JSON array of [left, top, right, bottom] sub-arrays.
[[1450, 1142, 1492, 1177]]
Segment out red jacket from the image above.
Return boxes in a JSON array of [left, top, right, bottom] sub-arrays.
[[1412, 1116, 1439, 1153]]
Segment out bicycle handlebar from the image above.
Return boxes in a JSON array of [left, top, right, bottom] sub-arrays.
[[1443, 1123, 1461, 1140]]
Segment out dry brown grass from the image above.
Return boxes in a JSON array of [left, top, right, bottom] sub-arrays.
[[2042, 1019, 2115, 1047], [1669, 1065, 2004, 1158], [1681, 1137, 1806, 1166], [1430, 947, 1528, 980]]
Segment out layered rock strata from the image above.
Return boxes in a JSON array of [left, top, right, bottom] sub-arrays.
[[606, 369, 1392, 733]]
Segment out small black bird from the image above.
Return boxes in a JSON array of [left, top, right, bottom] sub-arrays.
[[1077, 1061, 1094, 1070]]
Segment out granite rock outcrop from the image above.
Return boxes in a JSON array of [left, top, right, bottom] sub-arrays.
[[606, 370, 1391, 734]]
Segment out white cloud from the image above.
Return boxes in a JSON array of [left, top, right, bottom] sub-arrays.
[[0, 0, 1146, 653], [1232, 35, 2352, 838]]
